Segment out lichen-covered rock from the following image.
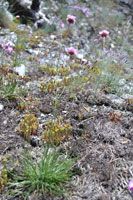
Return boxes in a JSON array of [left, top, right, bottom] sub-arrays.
[[0, 6, 16, 29], [117, 0, 133, 9]]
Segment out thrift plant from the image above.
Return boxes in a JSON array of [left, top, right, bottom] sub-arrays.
[[99, 30, 109, 49], [67, 47, 78, 55], [66, 14, 76, 25], [99, 30, 109, 38], [128, 180, 133, 193], [0, 41, 14, 54]]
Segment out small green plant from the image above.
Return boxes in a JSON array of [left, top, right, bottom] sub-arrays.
[[9, 146, 75, 199], [28, 56, 39, 62], [15, 38, 26, 53], [40, 65, 71, 77], [0, 157, 10, 194], [58, 67, 71, 76], [0, 72, 25, 99], [18, 97, 38, 111], [95, 72, 122, 94], [26, 34, 43, 44], [11, 37, 26, 67], [40, 80, 62, 93], [18, 114, 39, 141], [78, 113, 84, 121], [40, 65, 58, 76], [42, 118, 72, 145], [62, 77, 71, 86]]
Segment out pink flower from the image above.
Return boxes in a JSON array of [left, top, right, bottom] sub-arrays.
[[67, 47, 78, 55], [128, 180, 133, 193], [85, 11, 90, 16], [61, 23, 65, 28], [6, 46, 13, 53], [72, 6, 80, 10], [25, 98, 30, 101], [61, 52, 64, 56], [0, 43, 4, 48], [66, 15, 76, 25], [82, 8, 87, 14], [4, 43, 8, 48], [30, 105, 34, 109], [99, 30, 109, 37], [81, 58, 88, 64], [16, 15, 20, 20], [37, 59, 41, 64]]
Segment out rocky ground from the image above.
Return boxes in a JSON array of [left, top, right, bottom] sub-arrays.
[[0, 0, 133, 199]]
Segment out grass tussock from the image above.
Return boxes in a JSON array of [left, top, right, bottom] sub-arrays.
[[9, 147, 75, 199]]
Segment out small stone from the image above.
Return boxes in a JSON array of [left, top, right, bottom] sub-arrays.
[[40, 105, 53, 114], [119, 79, 126, 85], [0, 103, 4, 111], [14, 64, 26, 77], [77, 53, 84, 59]]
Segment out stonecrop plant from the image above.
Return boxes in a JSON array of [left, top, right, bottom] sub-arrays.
[[18, 114, 39, 141], [40, 65, 58, 76], [42, 118, 72, 145], [40, 80, 60, 93], [0, 157, 10, 194]]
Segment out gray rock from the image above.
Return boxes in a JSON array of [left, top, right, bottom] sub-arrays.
[[117, 0, 133, 9]]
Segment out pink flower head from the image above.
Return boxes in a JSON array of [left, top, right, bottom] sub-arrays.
[[67, 47, 78, 55], [128, 180, 133, 193], [99, 30, 109, 37], [61, 23, 65, 28], [16, 15, 20, 20], [0, 43, 4, 48], [4, 43, 8, 48], [66, 14, 76, 25], [72, 6, 81, 10], [81, 58, 88, 64], [72, 6, 80, 10], [6, 46, 13, 53], [82, 8, 87, 14]]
